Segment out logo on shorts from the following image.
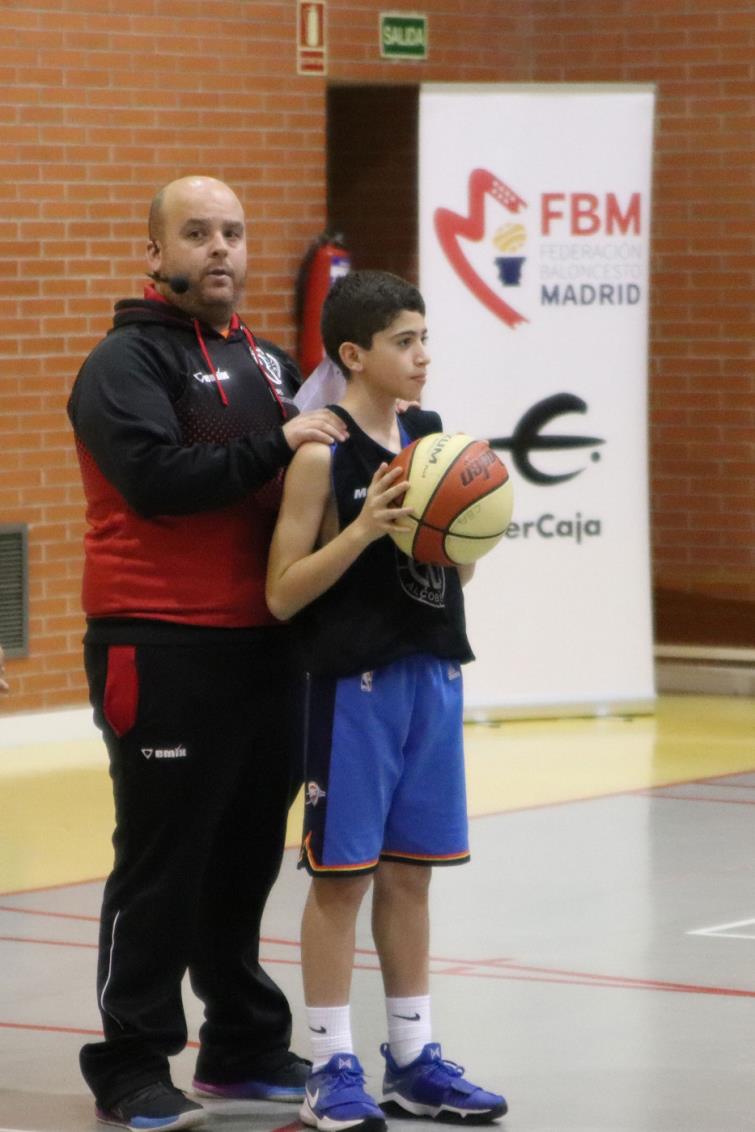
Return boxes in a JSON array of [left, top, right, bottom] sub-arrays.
[[447, 663, 461, 681], [306, 781, 327, 807], [360, 671, 374, 692], [141, 745, 188, 760]]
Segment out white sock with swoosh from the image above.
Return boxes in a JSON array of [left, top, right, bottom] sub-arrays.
[[386, 994, 432, 1066], [307, 1003, 353, 1071]]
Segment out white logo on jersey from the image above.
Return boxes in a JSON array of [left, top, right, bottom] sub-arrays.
[[360, 671, 374, 692], [254, 348, 283, 385], [192, 369, 230, 385], [353, 487, 368, 500], [396, 553, 447, 608], [306, 781, 327, 807]]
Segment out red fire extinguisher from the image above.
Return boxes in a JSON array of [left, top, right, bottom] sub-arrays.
[[296, 232, 351, 378]]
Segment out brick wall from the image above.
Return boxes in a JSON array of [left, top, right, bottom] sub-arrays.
[[1, 0, 752, 712], [520, 0, 755, 644]]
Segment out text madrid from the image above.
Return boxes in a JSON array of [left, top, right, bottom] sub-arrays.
[[541, 283, 641, 306]]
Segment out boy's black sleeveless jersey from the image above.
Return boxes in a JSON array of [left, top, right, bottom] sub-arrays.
[[295, 405, 474, 678]]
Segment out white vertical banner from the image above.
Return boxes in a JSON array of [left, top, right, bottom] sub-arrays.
[[419, 84, 656, 717]]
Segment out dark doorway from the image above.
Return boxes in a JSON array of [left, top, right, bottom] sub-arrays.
[[327, 84, 419, 282]]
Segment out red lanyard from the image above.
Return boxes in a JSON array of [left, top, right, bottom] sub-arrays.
[[192, 317, 287, 417]]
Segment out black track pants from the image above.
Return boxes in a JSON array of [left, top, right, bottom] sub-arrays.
[[79, 636, 305, 1108]]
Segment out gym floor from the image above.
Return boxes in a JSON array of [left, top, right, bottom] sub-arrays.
[[1, 693, 753, 1132]]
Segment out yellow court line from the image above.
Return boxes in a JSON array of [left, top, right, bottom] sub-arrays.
[[1, 696, 753, 895]]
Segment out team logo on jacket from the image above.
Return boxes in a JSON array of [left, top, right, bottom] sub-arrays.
[[306, 781, 327, 807], [255, 348, 283, 385], [193, 369, 230, 385], [360, 671, 374, 692], [396, 554, 446, 608]]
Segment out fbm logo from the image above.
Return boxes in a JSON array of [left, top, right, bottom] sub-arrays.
[[434, 169, 644, 326], [541, 193, 641, 236]]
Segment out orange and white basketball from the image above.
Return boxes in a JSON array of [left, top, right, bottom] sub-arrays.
[[387, 433, 513, 566]]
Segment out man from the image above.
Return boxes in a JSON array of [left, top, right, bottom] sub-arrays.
[[68, 176, 348, 1132]]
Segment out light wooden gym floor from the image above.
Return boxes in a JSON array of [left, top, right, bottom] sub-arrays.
[[1, 693, 754, 1131]]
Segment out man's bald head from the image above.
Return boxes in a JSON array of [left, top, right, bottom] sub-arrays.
[[148, 176, 243, 245], [145, 176, 248, 331]]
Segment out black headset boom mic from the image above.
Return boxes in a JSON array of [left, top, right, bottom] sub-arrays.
[[150, 271, 190, 295]]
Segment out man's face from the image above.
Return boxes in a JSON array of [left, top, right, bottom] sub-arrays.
[[146, 177, 247, 329]]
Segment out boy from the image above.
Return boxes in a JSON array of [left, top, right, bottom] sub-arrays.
[[266, 271, 507, 1132]]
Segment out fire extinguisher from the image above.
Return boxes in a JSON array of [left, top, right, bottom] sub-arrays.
[[296, 232, 351, 378]]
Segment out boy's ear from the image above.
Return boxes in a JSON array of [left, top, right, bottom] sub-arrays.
[[339, 341, 363, 374]]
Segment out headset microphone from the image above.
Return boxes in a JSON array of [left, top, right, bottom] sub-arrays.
[[150, 271, 190, 295]]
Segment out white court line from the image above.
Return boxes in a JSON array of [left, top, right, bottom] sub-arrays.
[[688, 917, 755, 940]]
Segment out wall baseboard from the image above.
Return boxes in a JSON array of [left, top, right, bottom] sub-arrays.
[[655, 647, 755, 696]]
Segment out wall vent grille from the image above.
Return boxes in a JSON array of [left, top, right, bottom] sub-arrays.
[[0, 524, 29, 658]]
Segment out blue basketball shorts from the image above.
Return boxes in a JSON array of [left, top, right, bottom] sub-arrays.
[[299, 653, 470, 876]]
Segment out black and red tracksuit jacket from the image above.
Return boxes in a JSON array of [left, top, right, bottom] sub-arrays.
[[67, 290, 301, 641]]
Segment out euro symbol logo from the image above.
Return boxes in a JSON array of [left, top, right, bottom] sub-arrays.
[[488, 393, 605, 485]]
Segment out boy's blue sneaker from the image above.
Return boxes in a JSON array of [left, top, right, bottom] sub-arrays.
[[300, 1053, 387, 1132], [380, 1043, 507, 1123], [95, 1081, 207, 1130], [193, 1051, 310, 1101]]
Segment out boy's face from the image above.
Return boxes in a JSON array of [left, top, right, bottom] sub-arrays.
[[346, 310, 430, 399]]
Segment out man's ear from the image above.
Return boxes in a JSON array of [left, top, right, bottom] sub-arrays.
[[339, 341, 363, 374], [146, 239, 161, 271]]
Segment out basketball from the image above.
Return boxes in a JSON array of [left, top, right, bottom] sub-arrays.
[[387, 433, 513, 566]]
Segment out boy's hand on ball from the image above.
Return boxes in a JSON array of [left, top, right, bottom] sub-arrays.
[[353, 464, 414, 544]]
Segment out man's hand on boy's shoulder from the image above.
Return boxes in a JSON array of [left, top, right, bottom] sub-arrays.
[[282, 408, 349, 451]]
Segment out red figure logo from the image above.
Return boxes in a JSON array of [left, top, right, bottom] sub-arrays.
[[434, 169, 528, 328]]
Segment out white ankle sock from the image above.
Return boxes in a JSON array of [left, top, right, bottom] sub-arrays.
[[306, 1004, 354, 1071], [385, 995, 432, 1067]]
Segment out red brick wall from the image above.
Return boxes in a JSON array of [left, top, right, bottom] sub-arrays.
[[0, 0, 526, 712], [1, 0, 752, 712], [519, 0, 755, 643]]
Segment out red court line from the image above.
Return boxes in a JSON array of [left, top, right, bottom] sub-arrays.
[[451, 958, 755, 998], [0, 904, 99, 922], [636, 791, 755, 806], [467, 765, 755, 823], [2, 933, 752, 1000], [0, 1020, 200, 1047], [690, 779, 755, 790], [0, 935, 97, 949], [427, 965, 755, 998], [0, 1021, 103, 1036], [0, 876, 107, 898]]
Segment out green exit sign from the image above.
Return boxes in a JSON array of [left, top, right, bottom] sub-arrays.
[[380, 13, 428, 60]]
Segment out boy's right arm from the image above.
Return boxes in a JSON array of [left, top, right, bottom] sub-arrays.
[[266, 444, 412, 622]]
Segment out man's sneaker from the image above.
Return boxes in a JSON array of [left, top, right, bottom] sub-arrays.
[[95, 1081, 206, 1130], [380, 1042, 507, 1123], [300, 1053, 386, 1132], [193, 1050, 310, 1102]]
